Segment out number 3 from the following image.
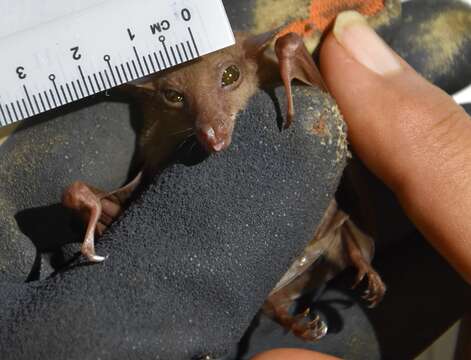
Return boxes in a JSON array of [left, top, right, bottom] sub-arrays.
[[16, 66, 26, 79]]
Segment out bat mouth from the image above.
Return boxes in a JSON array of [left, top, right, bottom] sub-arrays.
[[174, 135, 210, 166]]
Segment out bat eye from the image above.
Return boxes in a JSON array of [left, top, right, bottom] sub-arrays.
[[163, 89, 184, 104], [221, 65, 240, 87]]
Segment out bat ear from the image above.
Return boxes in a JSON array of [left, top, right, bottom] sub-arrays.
[[129, 79, 157, 92], [242, 28, 280, 58], [117, 79, 157, 98]]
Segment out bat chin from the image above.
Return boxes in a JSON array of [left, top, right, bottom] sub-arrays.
[[200, 138, 229, 153], [211, 139, 228, 152]]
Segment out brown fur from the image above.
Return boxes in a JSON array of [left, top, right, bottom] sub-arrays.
[[117, 29, 323, 173], [129, 33, 272, 174], [62, 30, 386, 341], [61, 31, 283, 261]]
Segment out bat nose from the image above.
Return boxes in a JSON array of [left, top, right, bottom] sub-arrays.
[[197, 126, 229, 153]]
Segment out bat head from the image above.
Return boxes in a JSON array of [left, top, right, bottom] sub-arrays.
[[130, 31, 278, 155]]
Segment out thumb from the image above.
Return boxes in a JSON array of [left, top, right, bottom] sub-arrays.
[[319, 11, 471, 283]]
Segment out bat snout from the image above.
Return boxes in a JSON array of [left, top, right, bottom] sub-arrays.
[[196, 126, 230, 153], [196, 124, 232, 153]]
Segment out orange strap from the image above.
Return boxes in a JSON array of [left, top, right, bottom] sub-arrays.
[[279, 0, 385, 37]]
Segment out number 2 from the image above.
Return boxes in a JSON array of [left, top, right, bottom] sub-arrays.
[[70, 46, 82, 60]]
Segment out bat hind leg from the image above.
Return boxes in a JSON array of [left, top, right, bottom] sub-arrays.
[[263, 297, 328, 342], [62, 172, 142, 263], [62, 181, 107, 262], [291, 307, 328, 341], [280, 306, 328, 341], [343, 221, 386, 307]]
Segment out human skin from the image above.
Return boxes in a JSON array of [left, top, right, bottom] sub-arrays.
[[253, 10, 471, 360], [251, 348, 341, 360], [321, 11, 471, 285]]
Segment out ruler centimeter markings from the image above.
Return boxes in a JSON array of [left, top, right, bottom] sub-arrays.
[[0, 0, 234, 127]]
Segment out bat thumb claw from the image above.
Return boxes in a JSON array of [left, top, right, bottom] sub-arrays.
[[284, 111, 294, 129]]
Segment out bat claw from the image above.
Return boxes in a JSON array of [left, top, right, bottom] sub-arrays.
[[81, 238, 108, 263], [293, 307, 311, 323], [352, 272, 366, 289], [85, 253, 108, 263], [195, 354, 214, 360], [354, 267, 386, 307], [269, 303, 328, 342], [368, 302, 378, 309], [284, 112, 294, 129], [317, 321, 328, 338], [308, 315, 320, 327], [301, 317, 328, 341], [292, 309, 328, 341]]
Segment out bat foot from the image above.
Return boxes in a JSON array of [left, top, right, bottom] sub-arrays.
[[303, 315, 328, 341], [292, 308, 328, 341], [351, 262, 386, 308], [343, 220, 386, 307], [81, 239, 108, 263], [63, 173, 142, 265]]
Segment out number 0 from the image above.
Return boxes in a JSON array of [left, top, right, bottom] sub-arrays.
[[181, 8, 191, 21]]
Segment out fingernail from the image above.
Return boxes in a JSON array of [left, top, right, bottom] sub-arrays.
[[333, 11, 402, 75]]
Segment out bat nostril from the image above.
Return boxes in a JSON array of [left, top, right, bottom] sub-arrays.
[[197, 126, 217, 145], [205, 127, 217, 143]]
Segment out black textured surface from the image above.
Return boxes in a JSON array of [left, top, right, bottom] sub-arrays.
[[462, 103, 471, 113], [391, 0, 471, 94], [239, 232, 471, 360], [237, 109, 471, 360], [223, 0, 254, 32], [0, 87, 347, 360], [0, 99, 136, 282]]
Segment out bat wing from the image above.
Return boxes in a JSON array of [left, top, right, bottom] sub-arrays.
[[274, 32, 327, 128], [270, 241, 325, 295], [270, 200, 348, 295]]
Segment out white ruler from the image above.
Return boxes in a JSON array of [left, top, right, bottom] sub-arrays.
[[0, 0, 234, 127]]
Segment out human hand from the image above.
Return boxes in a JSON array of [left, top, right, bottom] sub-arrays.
[[319, 10, 471, 285], [253, 9, 471, 360], [251, 348, 341, 360]]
